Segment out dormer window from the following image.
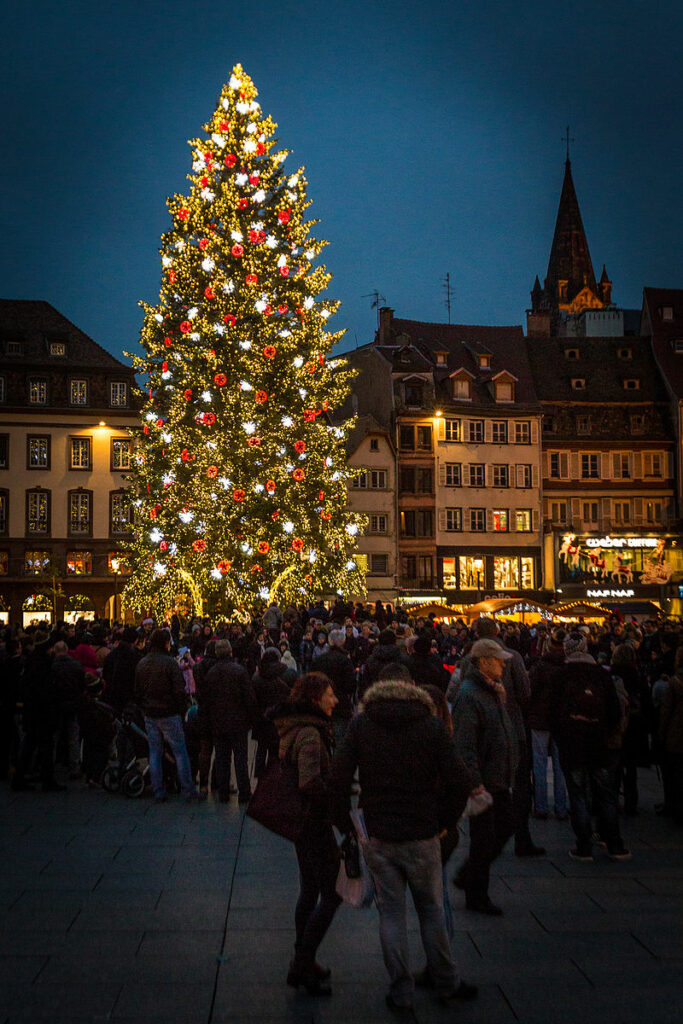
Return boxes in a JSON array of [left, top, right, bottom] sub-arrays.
[[674, 339, 683, 354], [435, 351, 448, 365], [623, 379, 640, 390], [571, 378, 586, 390], [478, 354, 491, 369], [404, 381, 423, 406], [453, 378, 470, 400], [49, 341, 66, 357], [6, 340, 22, 356], [617, 347, 632, 360], [661, 306, 674, 321], [494, 381, 514, 402], [564, 348, 579, 360]]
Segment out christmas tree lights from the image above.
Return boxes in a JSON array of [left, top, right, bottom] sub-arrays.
[[124, 65, 366, 616]]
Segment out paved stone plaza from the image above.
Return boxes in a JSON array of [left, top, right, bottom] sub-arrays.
[[1, 766, 681, 1024]]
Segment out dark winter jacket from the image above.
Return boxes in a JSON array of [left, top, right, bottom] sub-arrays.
[[659, 674, 683, 755], [553, 653, 622, 769], [330, 681, 471, 841], [252, 658, 291, 738], [362, 643, 409, 691], [451, 666, 519, 794], [527, 647, 565, 731], [203, 656, 258, 736], [405, 651, 450, 692], [310, 646, 357, 719], [51, 653, 86, 715], [102, 641, 140, 712], [460, 636, 530, 744], [134, 651, 187, 718]]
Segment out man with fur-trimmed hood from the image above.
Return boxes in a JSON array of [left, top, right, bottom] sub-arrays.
[[329, 674, 477, 1018]]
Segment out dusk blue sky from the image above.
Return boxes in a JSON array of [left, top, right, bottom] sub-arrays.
[[3, 0, 682, 363]]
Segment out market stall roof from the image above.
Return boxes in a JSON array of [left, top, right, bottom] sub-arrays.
[[403, 602, 465, 620], [462, 598, 554, 621], [606, 600, 663, 618], [551, 601, 612, 620]]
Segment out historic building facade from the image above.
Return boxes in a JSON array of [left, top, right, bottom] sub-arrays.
[[0, 301, 138, 625]]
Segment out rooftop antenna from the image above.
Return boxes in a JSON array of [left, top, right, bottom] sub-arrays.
[[562, 125, 575, 162], [442, 272, 455, 324], [362, 290, 386, 329]]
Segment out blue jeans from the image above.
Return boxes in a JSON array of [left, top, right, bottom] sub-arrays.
[[363, 835, 459, 1007], [144, 715, 197, 799], [531, 729, 568, 816], [564, 764, 622, 854]]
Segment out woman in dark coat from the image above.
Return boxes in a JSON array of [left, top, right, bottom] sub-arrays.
[[252, 648, 292, 777], [611, 643, 652, 815], [272, 672, 341, 996]]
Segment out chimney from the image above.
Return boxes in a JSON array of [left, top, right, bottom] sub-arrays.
[[377, 306, 394, 344]]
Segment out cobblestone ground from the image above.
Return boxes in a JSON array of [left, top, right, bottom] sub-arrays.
[[1, 764, 681, 1024]]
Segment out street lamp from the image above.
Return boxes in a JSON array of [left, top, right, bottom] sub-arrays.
[[111, 557, 120, 624]]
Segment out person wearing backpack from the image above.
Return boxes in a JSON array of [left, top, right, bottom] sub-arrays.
[[554, 631, 630, 862]]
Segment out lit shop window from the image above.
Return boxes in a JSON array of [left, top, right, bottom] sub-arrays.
[[492, 510, 508, 532], [494, 557, 519, 590], [520, 557, 535, 589], [67, 551, 93, 575], [442, 557, 457, 590], [459, 556, 485, 590]]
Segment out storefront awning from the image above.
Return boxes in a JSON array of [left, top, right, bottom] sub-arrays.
[[463, 598, 554, 622]]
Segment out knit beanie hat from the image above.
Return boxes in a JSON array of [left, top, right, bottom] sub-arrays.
[[563, 631, 587, 657]]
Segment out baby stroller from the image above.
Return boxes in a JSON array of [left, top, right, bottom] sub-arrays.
[[102, 706, 179, 798]]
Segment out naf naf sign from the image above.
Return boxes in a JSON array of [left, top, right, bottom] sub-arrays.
[[586, 588, 635, 599]]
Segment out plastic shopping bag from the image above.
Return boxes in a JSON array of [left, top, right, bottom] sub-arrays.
[[335, 809, 375, 909]]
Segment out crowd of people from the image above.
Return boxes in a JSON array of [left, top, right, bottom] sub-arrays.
[[1, 598, 682, 1016]]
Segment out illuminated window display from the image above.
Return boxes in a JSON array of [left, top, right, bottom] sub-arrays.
[[494, 557, 519, 590], [459, 556, 485, 590]]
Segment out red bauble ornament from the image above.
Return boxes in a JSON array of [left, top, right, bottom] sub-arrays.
[[292, 468, 305, 482], [177, 207, 189, 221], [263, 345, 276, 358], [150, 507, 157, 520], [214, 373, 227, 386], [248, 229, 259, 243], [159, 541, 168, 553], [232, 488, 246, 502], [322, 400, 329, 411], [156, 418, 163, 428], [292, 538, 304, 552], [179, 320, 192, 333], [219, 120, 230, 131], [256, 142, 266, 155], [200, 176, 208, 187], [224, 153, 237, 167], [249, 172, 259, 185], [280, 266, 290, 277], [162, 361, 168, 372], [266, 480, 276, 493], [246, 273, 258, 286], [231, 244, 244, 257], [247, 437, 261, 447], [164, 337, 172, 347], [255, 390, 268, 404], [223, 313, 236, 326], [271, 510, 280, 519], [264, 305, 272, 317], [257, 541, 270, 554], [143, 425, 149, 434], [198, 238, 208, 251], [278, 304, 288, 314], [306, 362, 317, 374], [294, 440, 306, 453], [303, 410, 316, 422], [203, 412, 216, 426], [181, 448, 192, 461], [184, 389, 193, 400], [238, 198, 249, 209], [318, 491, 325, 500], [168, 269, 176, 284], [206, 465, 218, 478], [278, 209, 291, 224], [217, 558, 231, 573], [192, 539, 207, 553], [204, 286, 215, 300], [321, 511, 332, 521]]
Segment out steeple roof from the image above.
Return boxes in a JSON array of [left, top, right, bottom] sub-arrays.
[[544, 159, 598, 307]]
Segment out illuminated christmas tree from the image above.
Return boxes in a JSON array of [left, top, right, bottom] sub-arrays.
[[124, 65, 365, 617]]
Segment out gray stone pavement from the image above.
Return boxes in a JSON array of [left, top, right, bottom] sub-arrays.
[[1, 765, 682, 1024]]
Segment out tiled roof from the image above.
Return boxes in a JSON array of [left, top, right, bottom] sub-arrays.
[[0, 299, 131, 371], [386, 318, 538, 407], [642, 287, 683, 399], [527, 334, 669, 404]]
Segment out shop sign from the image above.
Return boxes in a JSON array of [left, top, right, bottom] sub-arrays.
[[585, 536, 659, 549], [586, 588, 635, 599]]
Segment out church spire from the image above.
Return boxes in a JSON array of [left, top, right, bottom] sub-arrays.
[[544, 156, 598, 309]]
